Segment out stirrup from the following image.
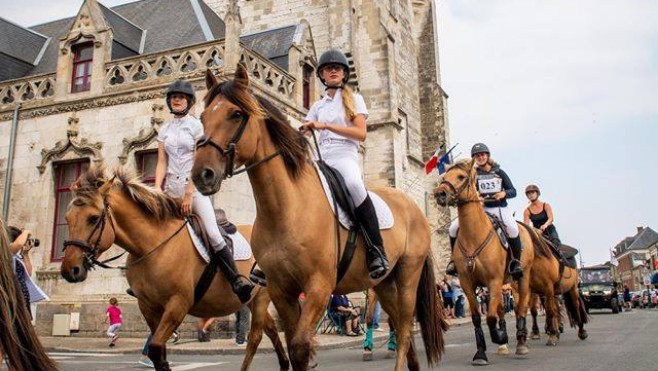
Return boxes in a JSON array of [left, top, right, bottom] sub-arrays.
[[250, 268, 267, 287], [368, 256, 389, 279], [232, 275, 255, 303], [445, 261, 457, 276], [508, 259, 523, 279]]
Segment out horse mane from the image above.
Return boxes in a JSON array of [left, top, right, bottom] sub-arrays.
[[204, 80, 309, 179], [518, 222, 552, 259], [0, 219, 58, 371], [113, 168, 184, 221], [73, 164, 183, 221]]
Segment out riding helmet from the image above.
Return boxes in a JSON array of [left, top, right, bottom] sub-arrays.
[[316, 49, 350, 85], [525, 184, 541, 196], [166, 79, 196, 114], [471, 143, 490, 157]]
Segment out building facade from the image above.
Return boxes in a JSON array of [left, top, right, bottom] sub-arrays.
[[612, 227, 658, 291], [0, 0, 450, 336]]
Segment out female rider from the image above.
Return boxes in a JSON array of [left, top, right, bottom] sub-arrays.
[[523, 184, 561, 247], [155, 79, 253, 303], [300, 49, 389, 279], [445, 143, 523, 279]]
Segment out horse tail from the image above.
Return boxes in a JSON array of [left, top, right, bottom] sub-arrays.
[[563, 287, 589, 327], [416, 256, 448, 367], [0, 219, 58, 371]]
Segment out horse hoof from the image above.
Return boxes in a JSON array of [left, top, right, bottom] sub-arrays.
[[515, 345, 529, 355], [472, 359, 489, 366], [386, 350, 396, 359], [546, 337, 558, 346], [578, 331, 589, 340], [363, 351, 373, 361], [531, 334, 541, 340], [497, 345, 509, 355]]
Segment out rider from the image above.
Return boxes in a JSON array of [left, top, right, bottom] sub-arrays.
[[155, 79, 254, 303], [300, 48, 389, 279], [523, 184, 561, 247], [445, 143, 524, 279]]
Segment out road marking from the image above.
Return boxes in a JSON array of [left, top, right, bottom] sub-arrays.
[[48, 352, 114, 357], [173, 362, 228, 370], [445, 342, 473, 348]]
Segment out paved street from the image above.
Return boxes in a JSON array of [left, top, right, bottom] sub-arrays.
[[31, 309, 655, 370]]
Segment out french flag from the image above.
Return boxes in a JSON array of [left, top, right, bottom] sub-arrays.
[[425, 143, 457, 175]]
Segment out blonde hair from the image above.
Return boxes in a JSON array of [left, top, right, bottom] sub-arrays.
[[341, 86, 357, 121]]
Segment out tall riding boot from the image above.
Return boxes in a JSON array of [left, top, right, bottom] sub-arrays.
[[214, 247, 255, 303], [355, 196, 390, 279], [508, 237, 524, 280], [445, 237, 458, 276]]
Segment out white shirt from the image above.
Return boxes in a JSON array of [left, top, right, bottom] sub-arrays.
[[157, 114, 203, 179], [305, 88, 368, 149]]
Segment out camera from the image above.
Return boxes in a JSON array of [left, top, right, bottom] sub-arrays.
[[28, 236, 40, 247]]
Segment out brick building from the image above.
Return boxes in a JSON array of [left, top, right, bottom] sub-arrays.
[[613, 227, 658, 290], [0, 0, 450, 336]]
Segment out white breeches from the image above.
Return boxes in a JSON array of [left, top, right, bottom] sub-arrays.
[[320, 141, 368, 206], [448, 206, 519, 238], [165, 176, 227, 251]]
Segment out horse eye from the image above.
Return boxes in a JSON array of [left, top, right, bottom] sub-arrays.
[[88, 215, 100, 225], [457, 175, 466, 181], [231, 111, 243, 120]]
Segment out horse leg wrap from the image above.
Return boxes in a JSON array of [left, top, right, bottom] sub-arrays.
[[498, 318, 509, 344], [387, 330, 397, 351], [472, 315, 488, 362], [487, 316, 506, 345], [363, 327, 374, 351], [516, 316, 528, 341]]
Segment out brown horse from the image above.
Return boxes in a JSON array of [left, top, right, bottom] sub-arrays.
[[434, 159, 535, 365], [191, 66, 447, 371], [520, 231, 589, 345], [59, 165, 289, 371], [0, 218, 58, 371]]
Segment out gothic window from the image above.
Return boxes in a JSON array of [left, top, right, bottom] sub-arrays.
[[302, 64, 314, 109], [136, 149, 158, 186], [71, 43, 93, 93], [52, 159, 89, 261]]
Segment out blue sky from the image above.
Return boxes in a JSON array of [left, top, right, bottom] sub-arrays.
[[4, 0, 657, 265], [436, 0, 658, 265]]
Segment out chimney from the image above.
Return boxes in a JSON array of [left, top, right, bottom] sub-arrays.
[[637, 226, 644, 234], [223, 0, 242, 74]]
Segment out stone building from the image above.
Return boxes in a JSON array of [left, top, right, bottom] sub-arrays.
[[0, 0, 449, 336]]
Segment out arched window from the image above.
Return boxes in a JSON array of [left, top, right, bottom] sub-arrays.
[[52, 159, 90, 261], [302, 64, 314, 109], [71, 43, 93, 93]]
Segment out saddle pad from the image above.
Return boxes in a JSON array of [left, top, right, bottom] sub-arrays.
[[484, 211, 509, 249], [186, 224, 252, 263], [314, 163, 394, 230]]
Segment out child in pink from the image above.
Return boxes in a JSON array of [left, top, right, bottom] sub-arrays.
[[106, 297, 122, 347]]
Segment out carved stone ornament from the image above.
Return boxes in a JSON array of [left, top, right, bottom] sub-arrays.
[[118, 104, 165, 164], [37, 114, 103, 174]]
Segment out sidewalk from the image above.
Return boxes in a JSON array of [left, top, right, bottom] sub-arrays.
[[41, 317, 471, 355]]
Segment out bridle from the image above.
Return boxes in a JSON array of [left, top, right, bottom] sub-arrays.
[[63, 197, 120, 270], [195, 112, 280, 179], [439, 166, 479, 205]]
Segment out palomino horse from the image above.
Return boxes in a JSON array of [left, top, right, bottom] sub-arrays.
[[60, 166, 289, 371], [434, 159, 535, 365], [191, 66, 447, 371], [0, 219, 58, 371], [521, 232, 589, 345]]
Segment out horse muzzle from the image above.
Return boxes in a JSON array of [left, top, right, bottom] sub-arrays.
[[191, 165, 223, 195], [61, 262, 89, 283]]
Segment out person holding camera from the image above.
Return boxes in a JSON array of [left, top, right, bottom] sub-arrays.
[[7, 226, 48, 317]]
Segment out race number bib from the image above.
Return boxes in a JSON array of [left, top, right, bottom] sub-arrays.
[[477, 177, 502, 195]]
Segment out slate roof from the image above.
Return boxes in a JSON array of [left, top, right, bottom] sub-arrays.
[[614, 227, 658, 255], [1, 0, 297, 82]]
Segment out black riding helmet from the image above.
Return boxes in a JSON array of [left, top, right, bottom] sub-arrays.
[[317, 49, 350, 87], [471, 143, 490, 157], [166, 79, 196, 116]]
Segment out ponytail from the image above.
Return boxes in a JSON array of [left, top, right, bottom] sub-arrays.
[[341, 86, 357, 121]]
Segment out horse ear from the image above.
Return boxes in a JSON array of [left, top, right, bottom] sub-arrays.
[[98, 177, 114, 196], [71, 178, 81, 193], [234, 64, 250, 88], [205, 69, 219, 90]]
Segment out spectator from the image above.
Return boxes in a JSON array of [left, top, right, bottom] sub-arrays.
[[451, 277, 465, 318], [477, 287, 488, 315], [439, 278, 454, 318], [7, 226, 48, 317], [623, 285, 632, 311], [235, 305, 250, 346], [138, 331, 179, 368], [372, 300, 384, 331], [197, 317, 216, 342], [105, 298, 122, 347], [330, 295, 361, 336]]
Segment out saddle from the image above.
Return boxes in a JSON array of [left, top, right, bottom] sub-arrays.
[[484, 212, 510, 250], [316, 161, 367, 284]]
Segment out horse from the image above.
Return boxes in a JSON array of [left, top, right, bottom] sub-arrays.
[[520, 232, 589, 345], [434, 158, 535, 365], [190, 66, 447, 371], [59, 165, 289, 371], [0, 218, 58, 371]]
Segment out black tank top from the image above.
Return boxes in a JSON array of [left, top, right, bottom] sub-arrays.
[[528, 203, 549, 229]]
